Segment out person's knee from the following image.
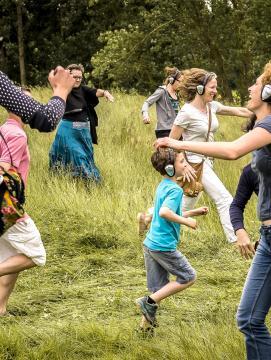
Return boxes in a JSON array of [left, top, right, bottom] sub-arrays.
[[188, 272, 197, 286], [177, 269, 197, 287], [236, 309, 262, 334]]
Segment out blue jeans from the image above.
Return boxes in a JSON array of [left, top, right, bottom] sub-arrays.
[[237, 225, 271, 360]]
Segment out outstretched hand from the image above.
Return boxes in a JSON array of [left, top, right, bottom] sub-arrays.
[[104, 90, 114, 102], [48, 66, 75, 99], [193, 206, 209, 216], [154, 137, 182, 151]]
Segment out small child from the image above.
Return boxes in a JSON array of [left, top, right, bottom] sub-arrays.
[[136, 148, 208, 330]]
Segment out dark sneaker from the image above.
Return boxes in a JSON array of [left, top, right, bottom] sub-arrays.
[[136, 296, 158, 326]]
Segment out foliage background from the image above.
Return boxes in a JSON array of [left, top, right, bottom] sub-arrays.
[[0, 89, 265, 359], [1, 0, 271, 103]]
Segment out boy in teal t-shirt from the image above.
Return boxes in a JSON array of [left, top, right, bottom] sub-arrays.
[[136, 148, 208, 330]]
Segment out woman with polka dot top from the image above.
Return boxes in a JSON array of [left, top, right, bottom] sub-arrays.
[[0, 67, 75, 132]]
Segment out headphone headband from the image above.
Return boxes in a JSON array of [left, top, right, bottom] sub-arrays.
[[164, 148, 176, 177], [168, 69, 181, 85], [261, 84, 271, 103]]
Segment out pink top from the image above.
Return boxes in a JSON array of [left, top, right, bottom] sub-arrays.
[[0, 119, 30, 185], [0, 119, 30, 222]]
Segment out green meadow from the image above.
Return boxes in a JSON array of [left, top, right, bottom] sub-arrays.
[[0, 88, 264, 360]]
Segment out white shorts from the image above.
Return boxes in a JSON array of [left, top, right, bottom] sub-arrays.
[[0, 218, 46, 266]]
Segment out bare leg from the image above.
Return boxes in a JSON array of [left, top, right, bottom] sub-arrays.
[[150, 279, 195, 304], [0, 255, 35, 276], [0, 273, 18, 315]]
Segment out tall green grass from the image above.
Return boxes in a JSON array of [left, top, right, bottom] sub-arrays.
[[0, 89, 263, 359]]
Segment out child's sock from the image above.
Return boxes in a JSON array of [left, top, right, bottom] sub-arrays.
[[147, 296, 156, 304]]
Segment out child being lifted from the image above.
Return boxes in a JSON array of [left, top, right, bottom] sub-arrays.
[[136, 148, 208, 331]]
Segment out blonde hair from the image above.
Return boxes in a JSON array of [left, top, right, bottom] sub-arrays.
[[163, 66, 182, 85], [179, 68, 217, 101], [262, 61, 271, 86]]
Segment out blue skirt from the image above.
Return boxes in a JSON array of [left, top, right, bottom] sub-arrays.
[[49, 120, 101, 182]]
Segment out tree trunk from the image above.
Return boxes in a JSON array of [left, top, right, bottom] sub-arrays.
[[17, 0, 26, 85]]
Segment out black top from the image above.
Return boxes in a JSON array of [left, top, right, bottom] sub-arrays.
[[64, 85, 99, 144], [0, 71, 65, 132], [229, 163, 259, 233]]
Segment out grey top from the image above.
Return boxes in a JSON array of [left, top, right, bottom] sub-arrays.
[[251, 115, 271, 221], [141, 86, 179, 130]]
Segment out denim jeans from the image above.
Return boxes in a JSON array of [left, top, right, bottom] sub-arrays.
[[237, 225, 271, 360]]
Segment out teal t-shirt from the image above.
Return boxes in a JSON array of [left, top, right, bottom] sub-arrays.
[[144, 178, 183, 251]]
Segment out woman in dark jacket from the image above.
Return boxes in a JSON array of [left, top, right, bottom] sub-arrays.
[[49, 64, 114, 182]]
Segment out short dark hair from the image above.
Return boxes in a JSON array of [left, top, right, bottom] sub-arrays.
[[66, 63, 84, 73], [151, 148, 178, 175]]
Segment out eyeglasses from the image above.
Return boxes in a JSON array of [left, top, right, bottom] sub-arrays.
[[73, 76, 83, 81]]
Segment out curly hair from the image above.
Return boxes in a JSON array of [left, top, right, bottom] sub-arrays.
[[66, 63, 84, 74], [179, 68, 217, 101], [151, 148, 178, 175], [261, 61, 271, 86]]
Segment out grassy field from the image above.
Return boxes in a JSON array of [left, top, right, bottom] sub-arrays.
[[0, 89, 265, 359]]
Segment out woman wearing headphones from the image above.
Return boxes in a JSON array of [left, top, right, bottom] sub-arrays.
[[141, 67, 182, 138], [169, 68, 252, 243], [156, 61, 271, 360], [138, 67, 191, 234]]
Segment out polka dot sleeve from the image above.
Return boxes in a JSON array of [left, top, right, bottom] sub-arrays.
[[0, 71, 66, 132]]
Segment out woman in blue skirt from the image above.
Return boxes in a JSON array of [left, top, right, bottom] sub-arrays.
[[49, 63, 114, 182]]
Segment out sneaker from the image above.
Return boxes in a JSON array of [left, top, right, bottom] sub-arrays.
[[136, 296, 158, 326], [137, 212, 148, 236]]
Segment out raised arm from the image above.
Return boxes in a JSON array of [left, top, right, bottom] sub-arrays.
[[96, 89, 114, 102], [155, 127, 271, 160], [0, 67, 75, 132], [217, 104, 253, 118]]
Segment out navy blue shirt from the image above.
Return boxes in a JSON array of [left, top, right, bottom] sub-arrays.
[[0, 71, 65, 132], [229, 164, 259, 233], [251, 115, 271, 221]]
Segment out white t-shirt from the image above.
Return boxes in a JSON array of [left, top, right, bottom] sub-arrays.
[[174, 101, 222, 163]]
